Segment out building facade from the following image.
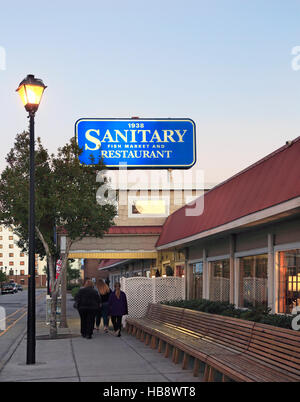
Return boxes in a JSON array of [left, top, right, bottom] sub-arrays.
[[0, 226, 47, 287], [156, 137, 300, 314]]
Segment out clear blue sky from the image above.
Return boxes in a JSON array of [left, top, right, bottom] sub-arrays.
[[0, 0, 300, 185]]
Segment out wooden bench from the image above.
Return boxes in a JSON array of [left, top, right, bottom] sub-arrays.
[[126, 304, 300, 382]]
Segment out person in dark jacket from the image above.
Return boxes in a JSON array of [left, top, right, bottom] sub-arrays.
[[75, 279, 101, 339], [95, 278, 112, 333], [108, 282, 128, 337]]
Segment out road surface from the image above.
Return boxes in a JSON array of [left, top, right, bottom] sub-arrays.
[[0, 289, 46, 365]]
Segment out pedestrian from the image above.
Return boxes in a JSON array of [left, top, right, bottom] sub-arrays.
[[108, 282, 128, 337], [95, 278, 112, 333], [74, 279, 101, 339]]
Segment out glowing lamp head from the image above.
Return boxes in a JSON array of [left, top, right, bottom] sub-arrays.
[[16, 74, 47, 114]]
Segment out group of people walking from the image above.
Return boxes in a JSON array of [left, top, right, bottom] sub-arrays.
[[74, 278, 128, 339]]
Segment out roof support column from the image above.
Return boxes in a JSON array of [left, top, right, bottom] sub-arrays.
[[184, 247, 190, 300], [229, 234, 236, 304], [268, 233, 275, 313], [202, 248, 209, 299]]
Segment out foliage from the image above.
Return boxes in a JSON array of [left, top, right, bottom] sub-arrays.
[[0, 131, 117, 337], [71, 286, 80, 299], [162, 299, 294, 329], [0, 271, 7, 283], [67, 261, 81, 285]]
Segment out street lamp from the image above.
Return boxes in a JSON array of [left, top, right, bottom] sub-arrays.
[[16, 74, 46, 365]]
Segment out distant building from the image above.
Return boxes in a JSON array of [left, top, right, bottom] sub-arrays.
[[0, 226, 47, 287]]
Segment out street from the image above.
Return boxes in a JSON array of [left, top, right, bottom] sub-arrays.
[[0, 289, 46, 366]]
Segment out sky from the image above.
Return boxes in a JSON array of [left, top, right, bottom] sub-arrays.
[[0, 0, 300, 187]]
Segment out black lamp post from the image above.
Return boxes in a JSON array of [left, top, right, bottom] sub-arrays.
[[16, 74, 46, 365]]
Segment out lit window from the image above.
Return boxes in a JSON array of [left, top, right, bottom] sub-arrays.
[[128, 197, 169, 218], [20, 261, 25, 266], [9, 261, 14, 266], [9, 236, 13, 240], [9, 244, 13, 249], [9, 253, 14, 257], [20, 270, 25, 275], [20, 252, 24, 257], [278, 249, 300, 314]]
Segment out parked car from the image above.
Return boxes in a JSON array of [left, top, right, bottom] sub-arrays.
[[9, 282, 18, 293], [17, 284, 23, 291], [1, 283, 15, 294]]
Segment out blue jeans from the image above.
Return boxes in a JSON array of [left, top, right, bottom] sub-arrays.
[[95, 302, 109, 328]]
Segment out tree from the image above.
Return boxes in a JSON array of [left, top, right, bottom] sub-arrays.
[[0, 132, 116, 337], [0, 271, 7, 284]]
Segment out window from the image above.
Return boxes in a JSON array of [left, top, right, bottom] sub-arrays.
[[9, 236, 13, 240], [20, 252, 24, 257], [191, 262, 203, 299], [9, 269, 13, 275], [128, 196, 169, 218], [9, 253, 14, 257], [0, 253, 2, 257], [0, 227, 2, 232], [0, 262, 2, 266], [20, 270, 25, 275], [9, 261, 14, 266], [9, 244, 13, 249], [210, 259, 230, 302], [278, 249, 300, 314], [0, 236, 2, 240], [239, 254, 268, 308], [0, 245, 2, 249], [20, 261, 25, 266]]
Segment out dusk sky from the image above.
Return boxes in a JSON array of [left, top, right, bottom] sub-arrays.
[[0, 0, 300, 186]]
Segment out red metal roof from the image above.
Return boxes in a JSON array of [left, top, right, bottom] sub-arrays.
[[157, 137, 300, 247]]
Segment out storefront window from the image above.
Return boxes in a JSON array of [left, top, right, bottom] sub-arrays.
[[210, 259, 230, 302], [278, 249, 300, 314], [239, 254, 268, 308], [192, 262, 203, 299]]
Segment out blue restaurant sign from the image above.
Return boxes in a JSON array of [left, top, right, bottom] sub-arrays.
[[75, 118, 196, 169]]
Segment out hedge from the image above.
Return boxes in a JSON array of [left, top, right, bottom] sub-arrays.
[[162, 299, 295, 329]]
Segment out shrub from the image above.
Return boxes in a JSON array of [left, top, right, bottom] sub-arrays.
[[71, 286, 80, 299], [162, 299, 295, 330], [67, 283, 80, 291]]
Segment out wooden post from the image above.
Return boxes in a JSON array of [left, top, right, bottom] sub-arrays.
[[203, 364, 210, 381], [193, 359, 199, 377], [164, 343, 170, 358], [145, 333, 150, 345], [182, 353, 189, 369]]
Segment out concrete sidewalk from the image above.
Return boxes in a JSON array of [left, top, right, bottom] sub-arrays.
[[0, 317, 203, 382]]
